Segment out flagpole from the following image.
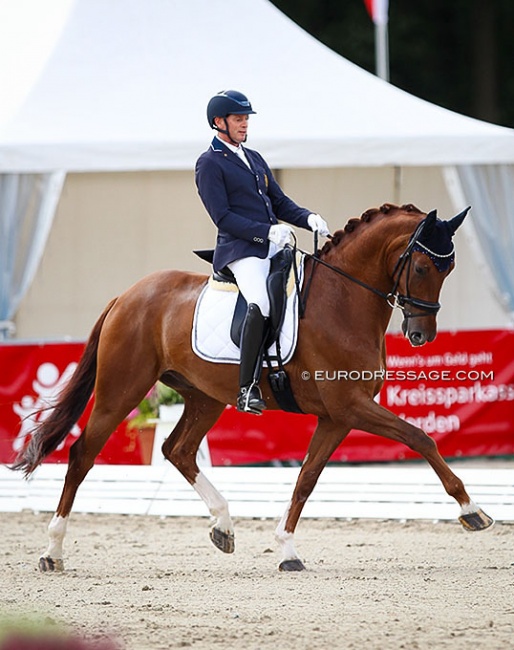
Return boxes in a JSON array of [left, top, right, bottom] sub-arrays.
[[375, 21, 389, 81]]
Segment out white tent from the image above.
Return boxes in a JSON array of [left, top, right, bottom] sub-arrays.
[[1, 0, 514, 172], [0, 0, 513, 338]]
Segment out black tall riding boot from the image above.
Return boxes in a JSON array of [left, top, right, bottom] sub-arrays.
[[237, 303, 267, 415]]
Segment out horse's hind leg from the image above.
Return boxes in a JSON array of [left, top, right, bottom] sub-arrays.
[[39, 408, 136, 572], [355, 398, 494, 531], [40, 375, 159, 572], [161, 391, 232, 553]]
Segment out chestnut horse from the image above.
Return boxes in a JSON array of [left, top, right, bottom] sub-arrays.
[[13, 203, 493, 572]]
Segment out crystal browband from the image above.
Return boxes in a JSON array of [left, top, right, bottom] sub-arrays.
[[414, 240, 455, 258], [412, 240, 455, 272]]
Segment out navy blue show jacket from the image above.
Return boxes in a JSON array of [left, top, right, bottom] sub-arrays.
[[195, 137, 311, 272]]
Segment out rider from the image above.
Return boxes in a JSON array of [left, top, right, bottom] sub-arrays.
[[195, 90, 330, 415]]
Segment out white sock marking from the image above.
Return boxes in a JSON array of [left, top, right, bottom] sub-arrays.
[[460, 500, 479, 516], [44, 514, 68, 559], [275, 503, 299, 562], [193, 472, 233, 533]]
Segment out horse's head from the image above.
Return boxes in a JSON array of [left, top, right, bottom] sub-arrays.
[[391, 206, 469, 346]]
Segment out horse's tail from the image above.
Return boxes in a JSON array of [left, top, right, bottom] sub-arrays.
[[11, 298, 118, 477]]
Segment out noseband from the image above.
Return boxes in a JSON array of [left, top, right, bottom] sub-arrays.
[[298, 220, 443, 319]]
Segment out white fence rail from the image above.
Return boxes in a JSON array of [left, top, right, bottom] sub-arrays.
[[1, 463, 513, 522]]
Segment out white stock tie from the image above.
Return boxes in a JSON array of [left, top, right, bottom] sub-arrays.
[[236, 147, 251, 169]]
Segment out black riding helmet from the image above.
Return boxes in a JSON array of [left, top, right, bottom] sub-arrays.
[[207, 90, 256, 144], [207, 90, 256, 128]]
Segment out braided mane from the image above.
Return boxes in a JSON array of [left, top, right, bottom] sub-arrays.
[[320, 203, 424, 257]]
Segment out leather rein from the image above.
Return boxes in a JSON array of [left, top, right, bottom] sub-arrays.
[[293, 220, 443, 320]]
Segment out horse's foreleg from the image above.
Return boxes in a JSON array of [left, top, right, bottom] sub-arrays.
[[162, 394, 233, 552], [276, 418, 350, 571], [356, 398, 494, 531]]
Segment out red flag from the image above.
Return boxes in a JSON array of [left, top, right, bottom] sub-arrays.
[[364, 0, 389, 25]]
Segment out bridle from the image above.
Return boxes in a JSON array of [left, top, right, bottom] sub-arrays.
[[386, 216, 444, 318], [294, 215, 444, 320]]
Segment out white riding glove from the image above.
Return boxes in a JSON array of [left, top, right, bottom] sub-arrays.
[[308, 213, 330, 237], [268, 224, 295, 248]]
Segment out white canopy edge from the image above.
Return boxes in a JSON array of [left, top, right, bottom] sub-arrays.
[[1, 0, 514, 172]]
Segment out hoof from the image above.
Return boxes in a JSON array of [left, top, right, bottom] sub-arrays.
[[279, 558, 306, 572], [459, 508, 494, 532], [39, 556, 64, 572], [209, 526, 235, 554]]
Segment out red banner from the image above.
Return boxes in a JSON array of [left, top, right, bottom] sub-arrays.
[[0, 342, 142, 466], [1, 330, 513, 467], [207, 329, 514, 464]]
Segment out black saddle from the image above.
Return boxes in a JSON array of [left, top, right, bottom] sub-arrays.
[[193, 246, 303, 414], [193, 247, 295, 349]]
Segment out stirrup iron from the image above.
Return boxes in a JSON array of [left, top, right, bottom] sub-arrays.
[[237, 382, 266, 415]]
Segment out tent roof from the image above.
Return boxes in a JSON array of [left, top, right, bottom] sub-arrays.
[[1, 0, 514, 173]]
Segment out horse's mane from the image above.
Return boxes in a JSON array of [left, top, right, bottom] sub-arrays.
[[320, 203, 424, 257]]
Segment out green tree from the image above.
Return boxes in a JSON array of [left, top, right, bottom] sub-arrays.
[[270, 0, 514, 128]]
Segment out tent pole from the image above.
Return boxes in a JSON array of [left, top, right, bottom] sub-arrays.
[[375, 22, 389, 82], [393, 166, 402, 205]]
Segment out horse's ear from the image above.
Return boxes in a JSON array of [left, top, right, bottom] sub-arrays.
[[447, 206, 471, 236], [421, 209, 438, 238]]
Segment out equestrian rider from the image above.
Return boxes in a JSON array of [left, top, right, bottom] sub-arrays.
[[195, 90, 330, 415]]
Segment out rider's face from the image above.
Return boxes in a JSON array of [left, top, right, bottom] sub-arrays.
[[215, 114, 249, 145]]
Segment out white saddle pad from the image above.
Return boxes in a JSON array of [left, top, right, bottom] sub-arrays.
[[192, 253, 304, 365]]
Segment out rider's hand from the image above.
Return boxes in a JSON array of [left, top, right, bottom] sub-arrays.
[[308, 213, 330, 237], [268, 224, 295, 247]]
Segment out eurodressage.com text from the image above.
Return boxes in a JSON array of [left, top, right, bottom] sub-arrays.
[[302, 369, 495, 383], [302, 371, 514, 410]]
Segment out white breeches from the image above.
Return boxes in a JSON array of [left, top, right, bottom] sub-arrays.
[[227, 241, 279, 318]]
